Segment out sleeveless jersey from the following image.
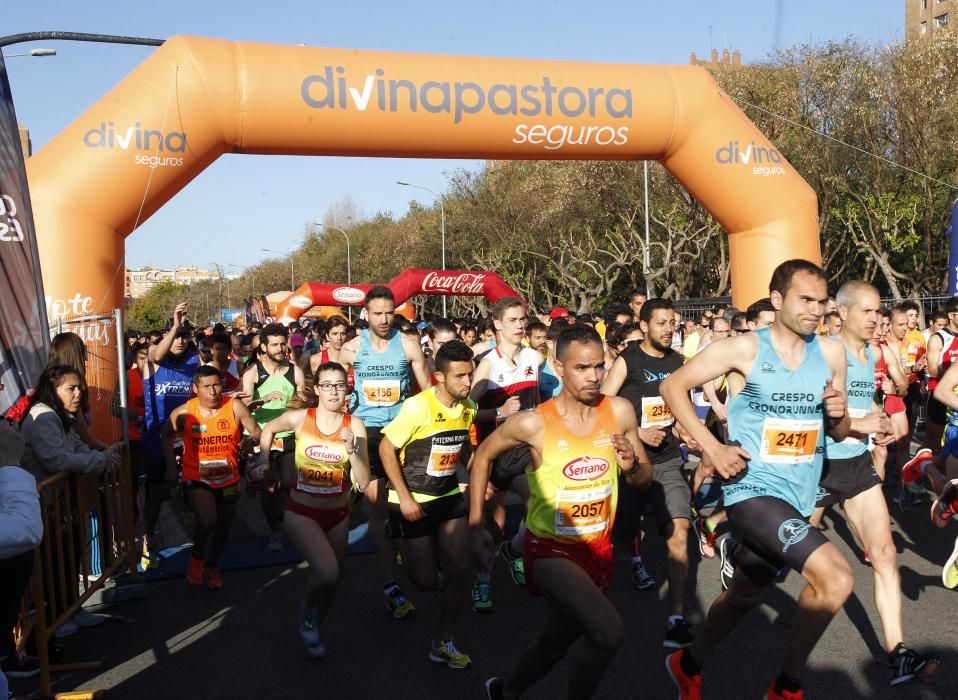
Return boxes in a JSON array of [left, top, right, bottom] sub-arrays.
[[539, 360, 562, 399], [476, 346, 540, 442], [725, 328, 830, 517], [825, 344, 877, 460], [382, 387, 476, 498], [352, 329, 410, 427], [144, 350, 200, 435], [252, 360, 297, 437], [615, 344, 684, 463], [526, 397, 621, 546], [929, 328, 958, 391], [293, 410, 352, 498], [180, 397, 241, 488]]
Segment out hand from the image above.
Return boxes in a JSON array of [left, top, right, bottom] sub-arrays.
[[712, 402, 728, 422], [915, 357, 927, 372], [705, 444, 750, 480], [639, 426, 667, 448], [340, 427, 355, 453], [399, 495, 424, 522], [263, 391, 284, 403], [239, 437, 257, 460], [857, 410, 890, 436], [674, 424, 700, 452], [247, 458, 269, 481], [822, 379, 845, 420], [172, 302, 188, 326], [498, 395, 521, 419], [610, 433, 634, 468]]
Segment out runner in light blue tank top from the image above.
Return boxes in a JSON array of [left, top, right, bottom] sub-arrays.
[[352, 328, 410, 427], [725, 327, 831, 517], [824, 345, 877, 460]]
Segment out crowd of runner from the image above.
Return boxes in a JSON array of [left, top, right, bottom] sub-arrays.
[[9, 261, 958, 698]]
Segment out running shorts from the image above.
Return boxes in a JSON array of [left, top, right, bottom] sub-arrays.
[[388, 492, 467, 539], [725, 495, 829, 587], [367, 427, 387, 480], [285, 499, 349, 533], [613, 456, 690, 542], [182, 481, 240, 506], [943, 426, 958, 461], [524, 530, 614, 595], [927, 394, 948, 426], [815, 452, 882, 508], [884, 394, 906, 415]]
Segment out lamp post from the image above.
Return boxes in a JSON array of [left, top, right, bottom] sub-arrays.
[[314, 221, 352, 321], [643, 161, 651, 297], [208, 262, 223, 322], [2, 48, 57, 58], [262, 248, 294, 293], [397, 180, 446, 317]]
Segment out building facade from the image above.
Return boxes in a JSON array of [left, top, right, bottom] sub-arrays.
[[907, 0, 953, 40], [125, 266, 217, 299]]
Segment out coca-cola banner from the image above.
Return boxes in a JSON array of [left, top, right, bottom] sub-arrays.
[[273, 269, 520, 324], [0, 53, 49, 414]]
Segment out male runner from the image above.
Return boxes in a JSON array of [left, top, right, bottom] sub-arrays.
[[628, 290, 648, 339], [469, 296, 544, 611], [163, 365, 260, 588], [811, 281, 935, 685], [746, 298, 777, 330], [917, 297, 958, 456], [140, 303, 200, 569], [526, 320, 548, 355], [208, 332, 241, 394], [601, 297, 697, 647], [242, 323, 305, 551], [474, 325, 650, 700], [338, 285, 431, 618], [661, 259, 853, 700], [380, 341, 477, 669]]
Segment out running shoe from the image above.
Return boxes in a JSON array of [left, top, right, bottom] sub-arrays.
[[931, 479, 958, 527], [719, 537, 736, 592], [631, 562, 656, 590], [901, 448, 933, 489], [306, 636, 327, 660], [429, 639, 472, 669], [205, 565, 224, 590], [72, 608, 105, 627], [299, 606, 320, 647], [53, 619, 79, 639], [498, 540, 526, 588], [268, 530, 284, 552], [385, 585, 416, 619], [485, 677, 504, 700], [663, 619, 695, 649], [765, 681, 803, 699], [186, 558, 205, 586], [943, 534, 958, 589], [889, 647, 938, 686], [0, 651, 40, 678], [472, 581, 494, 614], [693, 516, 717, 559], [665, 650, 702, 700]]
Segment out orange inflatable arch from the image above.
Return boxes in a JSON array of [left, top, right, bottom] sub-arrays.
[[26, 35, 819, 416]]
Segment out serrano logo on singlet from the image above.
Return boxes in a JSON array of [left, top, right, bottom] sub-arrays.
[[332, 287, 366, 304], [562, 456, 609, 481], [305, 445, 344, 463], [300, 68, 633, 151], [778, 518, 812, 553], [82, 122, 186, 168]]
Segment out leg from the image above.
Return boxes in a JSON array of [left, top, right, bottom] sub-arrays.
[[185, 487, 218, 562], [503, 558, 623, 700], [890, 412, 910, 472], [285, 509, 347, 619], [436, 517, 471, 641], [400, 534, 440, 591], [842, 485, 902, 652], [364, 479, 396, 584], [872, 444, 888, 482], [206, 493, 238, 568], [663, 518, 691, 616]]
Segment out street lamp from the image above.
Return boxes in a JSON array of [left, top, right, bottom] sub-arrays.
[[397, 180, 446, 317], [3, 48, 57, 58], [314, 221, 353, 321], [262, 248, 294, 292], [208, 262, 224, 322]]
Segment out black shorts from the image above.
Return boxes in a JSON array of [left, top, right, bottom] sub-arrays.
[[388, 492, 467, 539], [182, 481, 240, 506], [613, 456, 689, 542], [490, 444, 533, 491], [726, 496, 829, 587], [928, 394, 948, 426], [816, 452, 882, 509], [367, 427, 387, 480]]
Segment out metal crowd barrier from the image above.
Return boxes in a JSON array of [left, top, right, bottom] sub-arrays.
[[18, 448, 137, 697]]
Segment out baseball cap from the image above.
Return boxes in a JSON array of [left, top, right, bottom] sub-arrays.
[[548, 307, 570, 320], [289, 333, 305, 348]]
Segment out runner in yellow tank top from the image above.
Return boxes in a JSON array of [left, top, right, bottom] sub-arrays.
[[470, 326, 651, 700]]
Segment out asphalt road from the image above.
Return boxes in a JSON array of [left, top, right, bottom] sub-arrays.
[[12, 481, 958, 700]]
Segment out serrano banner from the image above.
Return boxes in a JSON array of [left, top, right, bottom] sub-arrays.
[[273, 269, 520, 324], [25, 35, 820, 398]]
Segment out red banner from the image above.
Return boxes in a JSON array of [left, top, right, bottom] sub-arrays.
[[273, 269, 520, 324]]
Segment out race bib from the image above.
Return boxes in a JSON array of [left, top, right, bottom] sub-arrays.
[[426, 442, 462, 478], [362, 379, 401, 407], [555, 484, 612, 537], [199, 459, 233, 486], [641, 395, 673, 428], [760, 418, 820, 464], [296, 464, 345, 495]]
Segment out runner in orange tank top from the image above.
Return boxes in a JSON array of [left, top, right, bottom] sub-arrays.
[[254, 361, 370, 659], [163, 365, 260, 590], [470, 326, 650, 700]]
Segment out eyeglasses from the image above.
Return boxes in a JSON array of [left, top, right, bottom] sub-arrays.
[[317, 382, 349, 392]]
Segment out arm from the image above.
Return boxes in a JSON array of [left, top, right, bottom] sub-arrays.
[[0, 466, 43, 559], [161, 406, 186, 483], [24, 411, 107, 476], [926, 334, 943, 379], [347, 417, 371, 492], [149, 302, 187, 364], [240, 363, 260, 408], [338, 338, 358, 372], [293, 364, 306, 396], [934, 361, 958, 410], [608, 396, 652, 489], [403, 334, 432, 393], [469, 410, 541, 527], [73, 416, 109, 451], [600, 355, 627, 396], [820, 338, 851, 443], [232, 399, 262, 459], [880, 344, 908, 398], [379, 434, 422, 520], [702, 378, 727, 422]]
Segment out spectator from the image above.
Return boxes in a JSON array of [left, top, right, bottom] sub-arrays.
[[47, 333, 107, 451]]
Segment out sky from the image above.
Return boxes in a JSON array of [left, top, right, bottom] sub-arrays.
[[6, 0, 904, 273]]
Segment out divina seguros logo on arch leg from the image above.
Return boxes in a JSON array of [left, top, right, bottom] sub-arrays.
[[715, 139, 786, 177], [82, 122, 187, 168], [300, 67, 634, 152]]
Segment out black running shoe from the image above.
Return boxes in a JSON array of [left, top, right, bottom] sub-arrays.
[[719, 536, 736, 591], [663, 619, 695, 649], [890, 647, 938, 686], [485, 676, 504, 700]]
